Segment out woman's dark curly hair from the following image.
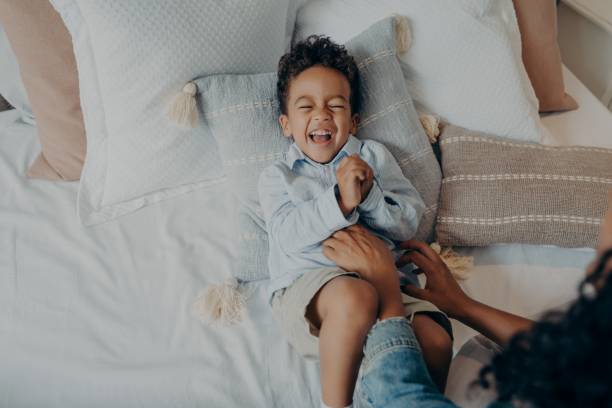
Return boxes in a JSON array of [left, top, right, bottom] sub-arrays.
[[277, 35, 360, 115], [479, 249, 612, 407]]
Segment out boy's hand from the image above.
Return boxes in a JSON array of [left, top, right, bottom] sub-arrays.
[[336, 155, 373, 215]]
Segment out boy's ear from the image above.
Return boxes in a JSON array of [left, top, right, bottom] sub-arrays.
[[279, 114, 292, 138], [350, 113, 359, 135]]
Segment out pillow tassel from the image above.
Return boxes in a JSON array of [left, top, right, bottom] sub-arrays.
[[429, 242, 473, 281], [192, 278, 246, 326], [393, 15, 412, 55], [167, 82, 198, 128], [419, 114, 441, 143]]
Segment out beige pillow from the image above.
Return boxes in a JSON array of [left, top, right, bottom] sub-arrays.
[[436, 125, 612, 248], [0, 0, 85, 180], [513, 0, 578, 113]]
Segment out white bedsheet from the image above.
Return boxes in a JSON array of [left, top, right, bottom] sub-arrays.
[[0, 66, 609, 407], [0, 110, 320, 407]]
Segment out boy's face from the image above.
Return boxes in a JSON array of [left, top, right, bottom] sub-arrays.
[[279, 65, 358, 164]]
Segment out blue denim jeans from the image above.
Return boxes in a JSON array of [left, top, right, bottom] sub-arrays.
[[356, 317, 457, 408]]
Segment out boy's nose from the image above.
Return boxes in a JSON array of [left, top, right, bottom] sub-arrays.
[[313, 108, 332, 121]]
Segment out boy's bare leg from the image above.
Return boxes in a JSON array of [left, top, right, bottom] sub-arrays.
[[306, 276, 379, 408], [412, 314, 453, 392]]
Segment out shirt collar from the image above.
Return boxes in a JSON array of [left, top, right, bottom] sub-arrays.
[[285, 134, 362, 169]]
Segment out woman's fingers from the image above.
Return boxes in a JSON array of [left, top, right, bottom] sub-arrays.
[[324, 236, 349, 253], [399, 239, 427, 250], [396, 253, 411, 268], [400, 240, 443, 264], [402, 251, 437, 275], [334, 226, 372, 244], [323, 236, 336, 248], [346, 224, 367, 234], [332, 229, 352, 241], [326, 231, 360, 254], [329, 225, 385, 256], [401, 285, 429, 301], [322, 243, 335, 260]]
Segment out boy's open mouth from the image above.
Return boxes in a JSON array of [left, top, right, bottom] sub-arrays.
[[309, 129, 333, 144]]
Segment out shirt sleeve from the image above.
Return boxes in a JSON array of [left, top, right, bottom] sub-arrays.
[[258, 164, 358, 254], [358, 142, 425, 242]]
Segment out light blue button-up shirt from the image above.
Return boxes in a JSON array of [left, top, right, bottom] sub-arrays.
[[258, 135, 425, 300]]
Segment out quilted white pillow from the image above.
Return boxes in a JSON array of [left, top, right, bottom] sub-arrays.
[[49, 0, 297, 225], [295, 0, 546, 143]]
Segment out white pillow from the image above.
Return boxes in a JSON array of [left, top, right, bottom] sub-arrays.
[[295, 0, 546, 142], [0, 25, 34, 123], [49, 0, 297, 225]]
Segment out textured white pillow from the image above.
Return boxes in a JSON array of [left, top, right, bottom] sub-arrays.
[[0, 25, 34, 122], [49, 0, 296, 225], [295, 0, 546, 142]]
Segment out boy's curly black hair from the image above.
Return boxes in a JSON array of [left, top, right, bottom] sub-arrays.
[[479, 249, 612, 407], [277, 35, 360, 115]]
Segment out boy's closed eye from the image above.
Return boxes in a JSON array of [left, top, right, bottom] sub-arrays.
[[297, 105, 344, 110]]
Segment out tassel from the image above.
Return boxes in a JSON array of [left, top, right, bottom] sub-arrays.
[[430, 242, 473, 281], [419, 114, 441, 144], [167, 82, 198, 128], [393, 15, 412, 55], [192, 278, 246, 326]]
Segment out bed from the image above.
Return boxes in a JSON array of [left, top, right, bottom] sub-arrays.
[[0, 62, 610, 407], [3, 0, 612, 405]]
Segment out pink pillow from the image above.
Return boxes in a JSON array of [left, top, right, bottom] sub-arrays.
[[513, 0, 578, 113], [0, 0, 85, 180]]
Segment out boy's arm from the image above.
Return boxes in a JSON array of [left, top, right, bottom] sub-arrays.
[[358, 143, 425, 241], [258, 165, 358, 254]]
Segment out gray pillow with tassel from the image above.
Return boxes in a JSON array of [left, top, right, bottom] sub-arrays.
[[170, 16, 440, 283]]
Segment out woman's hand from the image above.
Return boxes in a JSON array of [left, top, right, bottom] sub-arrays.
[[397, 240, 472, 320], [399, 240, 533, 345], [323, 225, 405, 319], [587, 191, 612, 286], [597, 191, 612, 255], [323, 225, 394, 276]]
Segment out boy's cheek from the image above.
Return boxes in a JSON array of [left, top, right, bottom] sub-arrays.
[[279, 114, 293, 137]]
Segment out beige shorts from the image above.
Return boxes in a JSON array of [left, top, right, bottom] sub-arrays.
[[271, 267, 450, 360]]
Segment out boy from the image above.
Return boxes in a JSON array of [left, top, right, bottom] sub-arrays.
[[258, 36, 452, 408]]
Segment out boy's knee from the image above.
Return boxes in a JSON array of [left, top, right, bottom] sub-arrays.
[[328, 277, 378, 324], [427, 329, 453, 357], [413, 314, 453, 357]]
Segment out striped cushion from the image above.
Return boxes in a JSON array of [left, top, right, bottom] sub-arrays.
[[436, 125, 612, 248]]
